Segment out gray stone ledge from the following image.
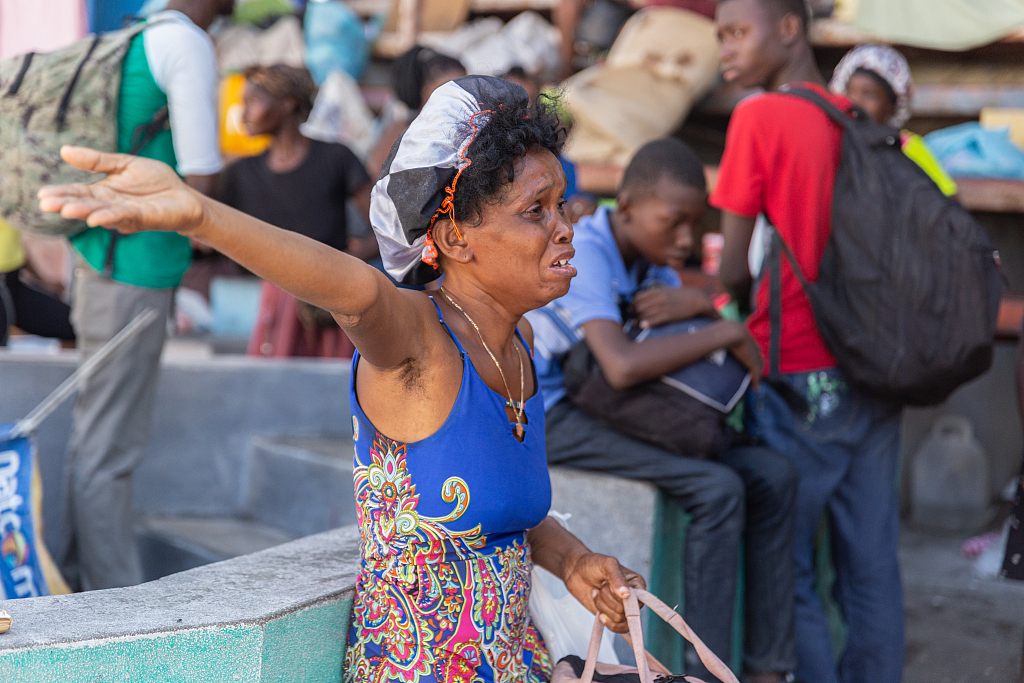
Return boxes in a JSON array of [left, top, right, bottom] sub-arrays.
[[0, 525, 362, 652], [0, 349, 352, 372], [0, 352, 354, 556]]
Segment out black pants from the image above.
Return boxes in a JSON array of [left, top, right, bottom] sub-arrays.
[[0, 269, 75, 346], [545, 400, 798, 677]]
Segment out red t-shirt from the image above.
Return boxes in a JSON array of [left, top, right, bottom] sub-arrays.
[[710, 83, 849, 375], [645, 0, 717, 19]]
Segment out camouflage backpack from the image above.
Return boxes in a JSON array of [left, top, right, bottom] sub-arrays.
[[0, 21, 168, 237]]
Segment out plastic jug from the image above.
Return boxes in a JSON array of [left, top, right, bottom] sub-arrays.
[[911, 415, 991, 532]]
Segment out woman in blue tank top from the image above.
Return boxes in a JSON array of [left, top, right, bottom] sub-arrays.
[[40, 75, 645, 683], [346, 296, 553, 682]]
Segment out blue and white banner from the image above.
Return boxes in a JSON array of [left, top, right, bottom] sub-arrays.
[[0, 424, 48, 599]]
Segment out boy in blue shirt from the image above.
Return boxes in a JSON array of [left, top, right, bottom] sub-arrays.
[[529, 139, 798, 683]]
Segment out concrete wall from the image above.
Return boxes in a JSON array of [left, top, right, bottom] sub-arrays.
[[3, 339, 1021, 562], [0, 526, 361, 682], [0, 352, 352, 555], [549, 467, 657, 583], [901, 341, 1023, 502]]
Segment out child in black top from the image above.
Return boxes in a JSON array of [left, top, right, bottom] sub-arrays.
[[221, 64, 373, 357]]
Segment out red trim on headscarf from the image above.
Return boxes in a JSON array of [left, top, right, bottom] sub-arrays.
[[421, 109, 493, 270]]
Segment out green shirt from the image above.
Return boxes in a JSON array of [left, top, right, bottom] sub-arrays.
[[70, 29, 192, 289]]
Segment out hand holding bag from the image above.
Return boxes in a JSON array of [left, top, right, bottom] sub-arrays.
[[551, 588, 739, 683]]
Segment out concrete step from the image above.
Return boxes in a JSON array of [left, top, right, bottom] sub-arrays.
[[137, 515, 296, 582], [244, 435, 356, 538], [241, 440, 657, 579]]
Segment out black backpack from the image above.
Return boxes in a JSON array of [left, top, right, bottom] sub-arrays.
[[765, 87, 1002, 407]]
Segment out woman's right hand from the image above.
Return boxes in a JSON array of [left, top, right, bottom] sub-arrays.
[[38, 146, 206, 236]]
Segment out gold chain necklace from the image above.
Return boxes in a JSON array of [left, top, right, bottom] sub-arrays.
[[440, 288, 526, 438]]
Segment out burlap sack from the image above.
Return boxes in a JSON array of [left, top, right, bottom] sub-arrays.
[[563, 8, 720, 167]]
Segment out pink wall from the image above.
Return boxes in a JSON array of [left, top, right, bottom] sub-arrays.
[[0, 0, 88, 59]]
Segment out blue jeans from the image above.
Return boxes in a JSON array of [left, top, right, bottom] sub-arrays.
[[546, 400, 798, 677], [746, 370, 904, 683]]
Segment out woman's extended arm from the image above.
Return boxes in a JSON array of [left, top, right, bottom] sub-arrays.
[[528, 516, 645, 633], [39, 146, 424, 368]]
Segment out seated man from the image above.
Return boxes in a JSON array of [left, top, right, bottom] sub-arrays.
[[530, 139, 798, 683]]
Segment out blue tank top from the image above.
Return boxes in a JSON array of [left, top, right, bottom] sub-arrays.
[[344, 297, 553, 683]]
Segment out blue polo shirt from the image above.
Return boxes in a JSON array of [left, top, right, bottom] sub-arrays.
[[527, 206, 680, 411]]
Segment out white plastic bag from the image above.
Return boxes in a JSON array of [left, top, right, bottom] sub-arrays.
[[420, 12, 560, 78], [529, 512, 620, 664], [301, 69, 377, 161]]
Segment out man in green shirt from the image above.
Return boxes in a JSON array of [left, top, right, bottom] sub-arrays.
[[60, 0, 232, 591]]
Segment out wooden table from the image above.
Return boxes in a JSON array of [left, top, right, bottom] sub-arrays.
[[956, 177, 1024, 213]]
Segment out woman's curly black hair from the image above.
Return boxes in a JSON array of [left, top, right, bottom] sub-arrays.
[[450, 93, 566, 227]]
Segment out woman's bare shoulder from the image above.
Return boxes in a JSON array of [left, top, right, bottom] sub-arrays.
[[339, 282, 449, 368], [352, 289, 466, 442], [353, 284, 470, 377]]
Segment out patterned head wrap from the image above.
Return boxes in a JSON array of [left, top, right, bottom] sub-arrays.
[[829, 44, 913, 128], [370, 75, 529, 285]]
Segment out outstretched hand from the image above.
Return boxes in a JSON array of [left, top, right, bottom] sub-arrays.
[[563, 552, 646, 633], [37, 146, 206, 235]]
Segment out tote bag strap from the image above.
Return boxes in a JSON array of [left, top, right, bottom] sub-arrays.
[[580, 588, 739, 683]]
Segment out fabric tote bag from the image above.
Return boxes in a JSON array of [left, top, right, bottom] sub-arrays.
[[551, 588, 738, 683]]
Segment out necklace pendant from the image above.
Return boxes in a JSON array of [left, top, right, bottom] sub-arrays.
[[515, 422, 524, 438]]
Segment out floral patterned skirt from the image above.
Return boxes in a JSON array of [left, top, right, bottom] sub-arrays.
[[343, 545, 553, 683]]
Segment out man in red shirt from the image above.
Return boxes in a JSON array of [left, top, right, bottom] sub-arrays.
[[711, 1, 904, 683]]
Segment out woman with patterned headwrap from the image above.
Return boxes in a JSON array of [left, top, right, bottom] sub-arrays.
[[37, 75, 645, 683], [830, 44, 958, 197]]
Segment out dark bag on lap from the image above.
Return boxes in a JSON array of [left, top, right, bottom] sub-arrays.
[[768, 88, 1002, 407], [563, 318, 750, 459]]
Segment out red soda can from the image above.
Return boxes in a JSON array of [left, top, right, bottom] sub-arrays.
[[702, 232, 724, 276]]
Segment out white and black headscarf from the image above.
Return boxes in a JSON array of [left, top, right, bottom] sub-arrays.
[[830, 44, 914, 129], [370, 75, 529, 285]]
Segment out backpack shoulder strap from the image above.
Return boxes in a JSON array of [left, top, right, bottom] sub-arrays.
[[772, 228, 813, 293], [766, 219, 812, 376], [781, 86, 855, 130], [54, 18, 162, 131]]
